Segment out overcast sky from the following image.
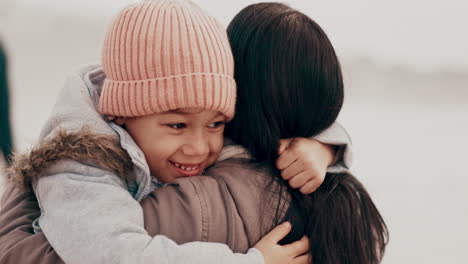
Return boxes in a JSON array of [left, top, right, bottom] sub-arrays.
[[3, 0, 466, 72]]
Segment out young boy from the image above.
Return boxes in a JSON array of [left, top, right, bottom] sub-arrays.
[[1, 1, 352, 263]]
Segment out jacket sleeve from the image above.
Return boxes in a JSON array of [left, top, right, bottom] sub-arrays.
[[312, 121, 354, 173], [0, 182, 64, 264], [34, 162, 264, 264]]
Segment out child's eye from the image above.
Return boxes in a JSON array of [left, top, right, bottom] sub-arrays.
[[167, 123, 186, 129], [208, 121, 225, 128]]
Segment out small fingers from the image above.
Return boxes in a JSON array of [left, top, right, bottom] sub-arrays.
[[288, 171, 312, 189], [299, 180, 320, 195], [262, 222, 292, 244], [292, 253, 313, 264], [281, 160, 305, 180], [276, 150, 297, 170], [285, 236, 310, 257], [278, 138, 293, 155]]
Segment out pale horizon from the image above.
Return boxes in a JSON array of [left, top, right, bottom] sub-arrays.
[[1, 0, 467, 72]]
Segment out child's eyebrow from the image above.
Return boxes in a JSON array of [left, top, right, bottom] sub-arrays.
[[165, 109, 226, 120], [168, 109, 203, 115], [212, 113, 225, 119]]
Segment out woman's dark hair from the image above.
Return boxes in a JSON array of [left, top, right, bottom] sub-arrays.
[[0, 42, 13, 163], [226, 3, 388, 263]]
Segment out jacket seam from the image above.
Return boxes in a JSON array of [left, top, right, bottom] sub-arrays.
[[210, 175, 235, 249], [189, 178, 209, 242]]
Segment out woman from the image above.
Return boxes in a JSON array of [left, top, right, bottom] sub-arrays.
[[225, 3, 388, 263], [0, 2, 384, 264]]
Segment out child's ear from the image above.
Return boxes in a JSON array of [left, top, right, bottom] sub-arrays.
[[114, 117, 127, 126], [106, 116, 127, 126]]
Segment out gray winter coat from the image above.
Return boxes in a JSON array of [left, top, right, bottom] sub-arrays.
[[6, 65, 352, 264]]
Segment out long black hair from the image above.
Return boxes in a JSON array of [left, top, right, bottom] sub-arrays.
[[226, 3, 388, 263], [0, 42, 13, 164]]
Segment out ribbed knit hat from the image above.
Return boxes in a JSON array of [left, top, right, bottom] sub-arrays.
[[99, 0, 236, 119]]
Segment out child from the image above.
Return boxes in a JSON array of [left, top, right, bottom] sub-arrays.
[[1, 0, 352, 263]]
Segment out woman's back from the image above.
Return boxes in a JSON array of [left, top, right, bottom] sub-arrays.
[[142, 155, 291, 252]]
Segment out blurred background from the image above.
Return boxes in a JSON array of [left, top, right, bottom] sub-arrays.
[[0, 0, 467, 263]]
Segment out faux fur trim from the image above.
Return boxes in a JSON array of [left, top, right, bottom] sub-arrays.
[[7, 127, 134, 188]]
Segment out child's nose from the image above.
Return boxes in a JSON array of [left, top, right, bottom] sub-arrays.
[[182, 133, 209, 157]]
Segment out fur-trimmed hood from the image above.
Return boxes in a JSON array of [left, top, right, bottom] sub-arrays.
[[8, 128, 134, 188], [6, 65, 152, 200]]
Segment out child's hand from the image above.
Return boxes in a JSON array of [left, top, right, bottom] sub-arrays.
[[254, 222, 312, 264], [276, 137, 336, 194]]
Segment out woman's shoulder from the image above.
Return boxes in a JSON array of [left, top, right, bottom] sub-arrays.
[[194, 158, 290, 249], [207, 158, 271, 183]]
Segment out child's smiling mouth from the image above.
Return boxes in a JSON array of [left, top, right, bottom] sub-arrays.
[[169, 161, 204, 177]]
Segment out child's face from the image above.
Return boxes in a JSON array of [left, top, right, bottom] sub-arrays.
[[124, 108, 226, 183]]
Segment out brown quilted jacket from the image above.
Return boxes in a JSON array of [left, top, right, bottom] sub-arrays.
[[0, 130, 291, 263]]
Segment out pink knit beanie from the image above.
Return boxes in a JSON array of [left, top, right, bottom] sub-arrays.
[[99, 0, 236, 120]]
